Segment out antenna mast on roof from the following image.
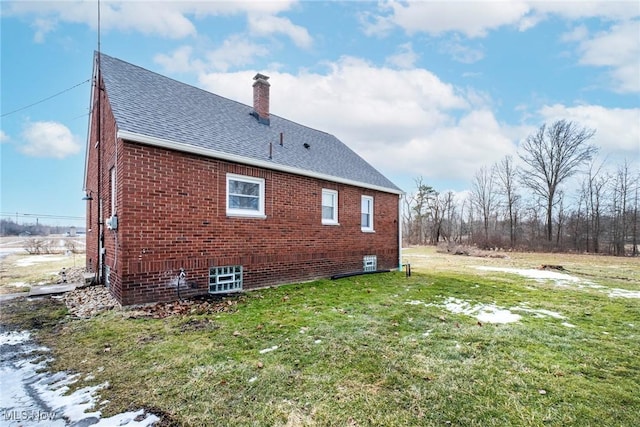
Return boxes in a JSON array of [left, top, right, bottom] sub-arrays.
[[95, 0, 103, 285]]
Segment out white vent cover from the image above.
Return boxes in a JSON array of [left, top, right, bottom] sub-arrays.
[[363, 255, 377, 272], [209, 265, 243, 294]]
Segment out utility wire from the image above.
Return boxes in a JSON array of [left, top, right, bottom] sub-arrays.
[[1, 212, 85, 221], [1, 79, 91, 118]]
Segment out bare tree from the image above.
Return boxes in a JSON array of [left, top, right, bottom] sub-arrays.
[[471, 165, 498, 245], [495, 155, 520, 248], [581, 160, 609, 252], [610, 160, 637, 255], [519, 120, 598, 243]]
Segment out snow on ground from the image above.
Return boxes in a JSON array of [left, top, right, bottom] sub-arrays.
[[0, 330, 159, 426], [475, 266, 639, 299], [608, 288, 640, 299], [407, 297, 573, 325], [476, 266, 582, 284], [15, 255, 69, 267]]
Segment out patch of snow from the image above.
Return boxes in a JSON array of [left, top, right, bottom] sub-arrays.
[[0, 331, 159, 427], [15, 255, 69, 267], [248, 376, 257, 383], [561, 322, 576, 328], [608, 288, 640, 299], [8, 281, 28, 288], [440, 297, 522, 324], [314, 339, 322, 344], [0, 331, 31, 345], [476, 266, 581, 284], [406, 300, 424, 305], [511, 306, 566, 319], [259, 345, 278, 354]]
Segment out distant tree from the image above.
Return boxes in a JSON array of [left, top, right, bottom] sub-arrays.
[[412, 177, 438, 245], [471, 165, 498, 244], [581, 160, 609, 252], [519, 120, 598, 243], [495, 155, 520, 248]]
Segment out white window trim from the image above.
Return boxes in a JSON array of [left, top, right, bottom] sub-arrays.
[[361, 195, 374, 232], [321, 189, 339, 225], [226, 173, 266, 218]]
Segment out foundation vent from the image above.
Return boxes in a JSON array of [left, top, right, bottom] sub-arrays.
[[209, 265, 243, 294]]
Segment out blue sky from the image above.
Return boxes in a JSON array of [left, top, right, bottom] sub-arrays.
[[1, 0, 638, 227]]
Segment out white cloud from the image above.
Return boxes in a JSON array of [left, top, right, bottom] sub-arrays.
[[247, 14, 313, 49], [538, 103, 640, 157], [19, 121, 80, 159], [32, 17, 57, 43], [365, 1, 640, 38], [0, 130, 10, 143], [155, 36, 270, 74], [569, 20, 640, 93], [365, 1, 532, 38], [439, 39, 484, 64], [154, 46, 204, 74], [206, 35, 270, 72], [385, 43, 418, 69], [4, 0, 299, 40], [198, 57, 521, 184]]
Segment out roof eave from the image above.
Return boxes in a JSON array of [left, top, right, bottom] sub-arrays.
[[117, 130, 404, 195]]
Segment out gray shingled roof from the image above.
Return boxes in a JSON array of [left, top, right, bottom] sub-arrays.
[[99, 53, 402, 194]]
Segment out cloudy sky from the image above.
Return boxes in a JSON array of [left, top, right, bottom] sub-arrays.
[[1, 0, 638, 226]]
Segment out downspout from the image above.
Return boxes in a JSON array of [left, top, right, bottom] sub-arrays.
[[398, 193, 403, 271]]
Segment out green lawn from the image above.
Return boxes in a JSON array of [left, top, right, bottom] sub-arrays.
[[2, 248, 639, 426]]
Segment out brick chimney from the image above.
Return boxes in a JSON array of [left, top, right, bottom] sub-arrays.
[[252, 73, 270, 125]]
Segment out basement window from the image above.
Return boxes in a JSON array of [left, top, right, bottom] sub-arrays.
[[226, 174, 265, 218], [363, 255, 377, 272], [321, 189, 338, 225], [209, 265, 243, 294]]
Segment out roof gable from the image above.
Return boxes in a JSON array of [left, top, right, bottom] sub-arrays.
[[98, 53, 402, 194]]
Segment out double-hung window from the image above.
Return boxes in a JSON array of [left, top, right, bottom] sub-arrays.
[[321, 189, 338, 225], [361, 195, 374, 232], [226, 174, 265, 218]]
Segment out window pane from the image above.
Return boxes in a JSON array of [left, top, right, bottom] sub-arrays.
[[230, 195, 259, 210], [322, 206, 334, 220], [361, 213, 370, 228], [322, 192, 334, 207], [229, 180, 259, 197]]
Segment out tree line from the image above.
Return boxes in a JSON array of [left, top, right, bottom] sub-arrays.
[[403, 120, 639, 256], [0, 219, 79, 237]]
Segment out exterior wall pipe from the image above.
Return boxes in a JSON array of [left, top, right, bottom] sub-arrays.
[[398, 193, 403, 271]]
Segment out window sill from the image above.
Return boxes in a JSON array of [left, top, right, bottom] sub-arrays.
[[361, 228, 375, 233], [226, 212, 267, 219], [322, 221, 340, 226]]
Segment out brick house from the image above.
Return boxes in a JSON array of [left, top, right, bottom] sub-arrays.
[[84, 53, 403, 306]]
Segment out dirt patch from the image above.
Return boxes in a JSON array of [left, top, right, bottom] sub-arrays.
[[124, 296, 243, 319]]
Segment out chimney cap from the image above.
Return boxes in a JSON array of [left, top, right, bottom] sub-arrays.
[[253, 73, 270, 82]]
